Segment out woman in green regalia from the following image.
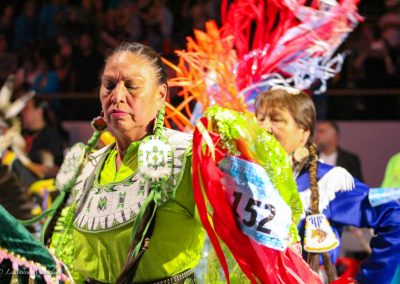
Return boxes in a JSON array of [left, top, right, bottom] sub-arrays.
[[62, 42, 205, 283]]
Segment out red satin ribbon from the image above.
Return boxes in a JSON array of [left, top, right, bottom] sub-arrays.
[[192, 117, 322, 283]]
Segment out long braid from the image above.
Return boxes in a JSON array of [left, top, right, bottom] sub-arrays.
[[307, 143, 321, 272], [307, 143, 336, 282], [308, 144, 319, 215], [322, 251, 336, 283], [116, 107, 165, 284]]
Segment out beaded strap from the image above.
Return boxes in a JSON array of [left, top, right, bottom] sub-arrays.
[[150, 269, 194, 284]]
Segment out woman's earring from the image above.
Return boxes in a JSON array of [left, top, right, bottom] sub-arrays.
[[91, 110, 108, 132], [293, 146, 309, 163]]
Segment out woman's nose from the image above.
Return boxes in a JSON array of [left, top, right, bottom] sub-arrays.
[[262, 120, 273, 134], [112, 83, 126, 104]]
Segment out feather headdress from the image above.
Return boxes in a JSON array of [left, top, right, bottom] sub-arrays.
[[0, 76, 42, 177]]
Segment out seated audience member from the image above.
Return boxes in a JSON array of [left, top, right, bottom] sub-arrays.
[[314, 121, 369, 263], [17, 97, 65, 183], [314, 120, 363, 181]]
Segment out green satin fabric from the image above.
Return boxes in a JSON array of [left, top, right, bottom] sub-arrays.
[[73, 143, 205, 283], [382, 152, 400, 187], [0, 205, 57, 280]]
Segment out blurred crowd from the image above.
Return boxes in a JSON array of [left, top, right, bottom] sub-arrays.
[[330, 0, 400, 89], [0, 0, 220, 117], [0, 0, 399, 120]]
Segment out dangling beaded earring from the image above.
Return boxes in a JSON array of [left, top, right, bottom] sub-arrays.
[[91, 111, 108, 131], [293, 146, 309, 164], [86, 111, 108, 152]]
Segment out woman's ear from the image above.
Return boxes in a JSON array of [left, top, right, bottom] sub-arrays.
[[301, 129, 311, 146], [156, 84, 168, 107]]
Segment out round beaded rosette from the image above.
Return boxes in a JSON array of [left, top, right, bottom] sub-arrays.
[[55, 142, 86, 191], [137, 135, 173, 183]]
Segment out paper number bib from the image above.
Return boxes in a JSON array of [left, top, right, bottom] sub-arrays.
[[219, 156, 292, 251]]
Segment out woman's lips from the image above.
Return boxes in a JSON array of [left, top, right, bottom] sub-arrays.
[[110, 110, 127, 117]]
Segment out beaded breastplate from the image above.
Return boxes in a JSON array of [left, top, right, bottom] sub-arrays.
[[73, 129, 192, 232]]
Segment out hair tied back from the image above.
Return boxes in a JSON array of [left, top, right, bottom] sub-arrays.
[[271, 85, 301, 95]]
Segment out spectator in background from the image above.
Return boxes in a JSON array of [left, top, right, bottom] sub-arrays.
[[380, 0, 400, 49], [20, 97, 66, 180], [353, 23, 397, 88], [37, 0, 66, 42], [141, 0, 174, 53], [72, 32, 103, 92], [71, 32, 103, 119], [54, 34, 74, 92], [53, 53, 72, 93], [13, 1, 37, 52], [125, 1, 143, 42], [314, 120, 364, 181], [75, 0, 97, 34], [31, 55, 62, 113], [98, 3, 132, 51], [0, 34, 17, 82], [32, 56, 59, 95], [56, 34, 74, 60], [63, 6, 86, 41], [0, 4, 16, 50], [14, 54, 40, 93], [379, 0, 400, 86], [174, 0, 220, 51], [93, 0, 107, 33]]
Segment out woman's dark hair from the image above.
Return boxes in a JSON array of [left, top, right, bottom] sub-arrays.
[[30, 97, 53, 126], [110, 42, 168, 86]]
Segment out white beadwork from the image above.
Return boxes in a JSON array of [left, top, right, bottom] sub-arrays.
[[299, 166, 355, 219], [73, 129, 192, 232]]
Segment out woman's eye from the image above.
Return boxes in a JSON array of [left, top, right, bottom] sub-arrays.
[[125, 80, 139, 91], [125, 84, 138, 91], [104, 82, 115, 91]]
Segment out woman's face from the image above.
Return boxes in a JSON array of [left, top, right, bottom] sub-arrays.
[[100, 52, 167, 140], [256, 106, 309, 154], [21, 100, 44, 131]]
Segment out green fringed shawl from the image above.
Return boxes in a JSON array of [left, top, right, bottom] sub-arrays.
[[0, 205, 68, 283]]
